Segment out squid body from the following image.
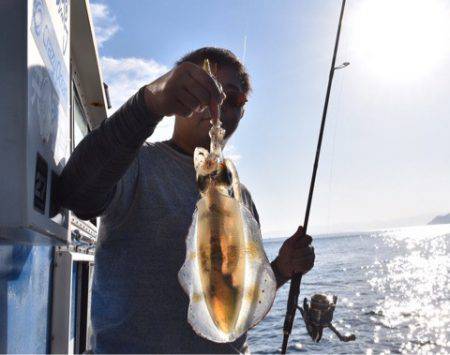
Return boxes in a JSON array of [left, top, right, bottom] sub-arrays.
[[178, 146, 277, 343]]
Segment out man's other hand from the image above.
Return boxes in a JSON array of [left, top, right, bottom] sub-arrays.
[[144, 62, 225, 120], [273, 226, 315, 280]]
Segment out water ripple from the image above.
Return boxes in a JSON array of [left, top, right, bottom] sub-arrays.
[[248, 225, 450, 354]]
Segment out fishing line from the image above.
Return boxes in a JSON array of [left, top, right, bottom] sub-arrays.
[[242, 35, 248, 65], [240, 0, 249, 64], [326, 14, 351, 234], [281, 0, 348, 352], [326, 42, 348, 234]]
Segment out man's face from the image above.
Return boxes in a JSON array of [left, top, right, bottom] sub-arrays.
[[174, 64, 247, 149]]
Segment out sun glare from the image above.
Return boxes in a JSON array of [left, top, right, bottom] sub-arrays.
[[350, 0, 450, 82]]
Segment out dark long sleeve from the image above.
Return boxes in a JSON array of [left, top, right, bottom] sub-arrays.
[[56, 86, 161, 220], [241, 185, 287, 287]]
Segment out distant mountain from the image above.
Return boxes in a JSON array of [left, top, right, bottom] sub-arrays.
[[428, 213, 450, 225]]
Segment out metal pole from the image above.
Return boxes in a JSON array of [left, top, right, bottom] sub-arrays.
[[281, 0, 347, 353]]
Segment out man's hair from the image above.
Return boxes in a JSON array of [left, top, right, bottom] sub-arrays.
[[176, 47, 251, 94]]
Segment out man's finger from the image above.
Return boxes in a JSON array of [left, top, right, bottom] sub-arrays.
[[291, 253, 315, 266], [178, 88, 201, 112], [292, 245, 315, 258], [184, 84, 210, 108], [293, 234, 313, 248], [174, 99, 193, 118], [187, 67, 223, 122], [291, 248, 315, 264], [292, 255, 315, 274], [292, 225, 310, 240], [293, 225, 304, 237], [187, 65, 224, 104], [293, 265, 314, 274]]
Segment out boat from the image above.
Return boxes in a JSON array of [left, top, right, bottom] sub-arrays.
[[0, 0, 108, 352]]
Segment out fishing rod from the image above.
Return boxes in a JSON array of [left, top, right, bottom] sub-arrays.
[[281, 0, 348, 353]]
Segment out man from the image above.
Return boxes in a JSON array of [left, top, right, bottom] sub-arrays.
[[57, 47, 314, 353]]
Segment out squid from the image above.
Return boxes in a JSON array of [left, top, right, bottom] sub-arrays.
[[178, 60, 276, 343]]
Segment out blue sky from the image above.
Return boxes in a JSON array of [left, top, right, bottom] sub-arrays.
[[91, 0, 450, 237]]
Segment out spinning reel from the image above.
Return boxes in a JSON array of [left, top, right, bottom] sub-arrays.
[[299, 294, 356, 343]]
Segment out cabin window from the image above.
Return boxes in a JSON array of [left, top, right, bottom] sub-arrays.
[[72, 85, 89, 149]]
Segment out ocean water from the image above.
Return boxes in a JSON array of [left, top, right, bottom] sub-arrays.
[[247, 224, 450, 354]]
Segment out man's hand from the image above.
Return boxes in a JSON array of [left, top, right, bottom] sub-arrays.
[[272, 226, 315, 281], [143, 62, 225, 120]]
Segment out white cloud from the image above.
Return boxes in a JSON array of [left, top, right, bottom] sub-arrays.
[[91, 3, 174, 141], [101, 56, 168, 109], [90, 2, 119, 47], [101, 56, 174, 141]]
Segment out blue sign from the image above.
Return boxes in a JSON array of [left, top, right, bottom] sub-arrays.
[[56, 0, 69, 55], [31, 0, 69, 114]]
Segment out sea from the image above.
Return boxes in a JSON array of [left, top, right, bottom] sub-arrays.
[[247, 224, 450, 354]]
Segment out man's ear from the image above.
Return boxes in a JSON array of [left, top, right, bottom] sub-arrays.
[[239, 108, 245, 120]]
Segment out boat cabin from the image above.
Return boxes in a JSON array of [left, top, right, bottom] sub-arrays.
[[0, 0, 107, 352]]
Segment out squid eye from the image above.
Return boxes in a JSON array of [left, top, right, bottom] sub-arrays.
[[225, 169, 233, 185], [216, 165, 232, 186], [196, 175, 209, 192]]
